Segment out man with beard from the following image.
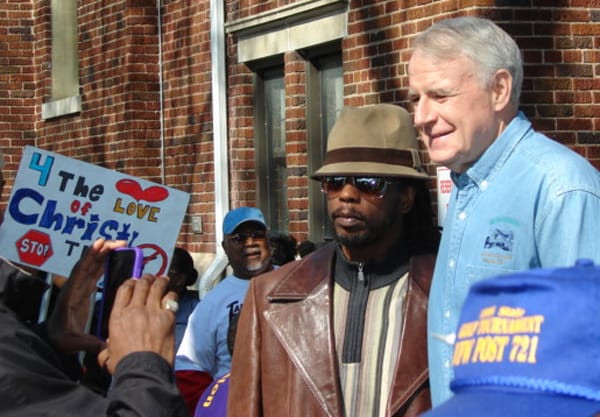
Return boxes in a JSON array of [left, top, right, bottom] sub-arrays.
[[228, 104, 440, 417], [175, 206, 273, 415]]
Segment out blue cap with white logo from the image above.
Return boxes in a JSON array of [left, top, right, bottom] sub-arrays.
[[422, 259, 600, 417]]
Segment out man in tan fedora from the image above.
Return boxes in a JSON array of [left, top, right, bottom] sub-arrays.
[[228, 103, 440, 417]]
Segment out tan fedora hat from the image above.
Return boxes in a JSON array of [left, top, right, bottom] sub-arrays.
[[311, 103, 429, 180]]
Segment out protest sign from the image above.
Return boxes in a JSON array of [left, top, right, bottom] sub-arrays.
[[0, 146, 190, 277]]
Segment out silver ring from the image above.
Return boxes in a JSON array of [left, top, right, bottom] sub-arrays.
[[163, 299, 179, 313]]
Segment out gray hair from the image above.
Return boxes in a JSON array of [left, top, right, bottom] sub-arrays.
[[411, 16, 523, 106]]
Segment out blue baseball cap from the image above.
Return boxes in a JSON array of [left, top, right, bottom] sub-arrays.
[[222, 206, 267, 235], [423, 259, 600, 417]]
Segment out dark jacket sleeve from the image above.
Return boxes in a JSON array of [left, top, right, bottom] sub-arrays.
[[0, 305, 188, 417], [108, 352, 189, 417]]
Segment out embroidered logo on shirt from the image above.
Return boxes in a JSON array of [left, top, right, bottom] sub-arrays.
[[481, 217, 519, 266], [484, 228, 514, 252]]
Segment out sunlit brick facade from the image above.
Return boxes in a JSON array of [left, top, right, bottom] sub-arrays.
[[2, 0, 599, 273]]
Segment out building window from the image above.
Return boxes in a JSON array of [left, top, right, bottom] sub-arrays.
[[306, 52, 343, 243], [255, 67, 287, 234], [42, 0, 81, 119]]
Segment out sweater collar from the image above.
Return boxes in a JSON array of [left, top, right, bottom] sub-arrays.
[[334, 244, 409, 290]]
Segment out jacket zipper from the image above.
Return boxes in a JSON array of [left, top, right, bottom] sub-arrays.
[[342, 262, 369, 363]]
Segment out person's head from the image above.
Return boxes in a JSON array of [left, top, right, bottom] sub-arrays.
[[221, 206, 272, 279], [268, 233, 297, 266], [297, 240, 317, 258], [311, 104, 438, 262], [408, 16, 522, 174], [167, 247, 198, 296], [421, 260, 600, 417]]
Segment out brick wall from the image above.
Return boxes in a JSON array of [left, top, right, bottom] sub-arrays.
[[160, 0, 214, 252], [1, 1, 36, 184], [35, 1, 164, 175], [227, 0, 600, 240], [284, 51, 310, 243], [1, 0, 599, 255]]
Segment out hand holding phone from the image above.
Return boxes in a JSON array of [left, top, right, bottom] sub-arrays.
[[96, 247, 144, 339]]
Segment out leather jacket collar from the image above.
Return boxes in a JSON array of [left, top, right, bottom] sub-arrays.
[[263, 242, 433, 416]]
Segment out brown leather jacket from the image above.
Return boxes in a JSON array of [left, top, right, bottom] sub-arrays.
[[228, 243, 434, 417]]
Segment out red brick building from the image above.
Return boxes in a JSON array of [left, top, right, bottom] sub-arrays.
[[2, 0, 599, 279]]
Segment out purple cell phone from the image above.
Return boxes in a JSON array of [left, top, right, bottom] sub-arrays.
[[96, 247, 144, 339]]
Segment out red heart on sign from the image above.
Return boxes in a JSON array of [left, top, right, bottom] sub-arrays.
[[115, 179, 169, 202]]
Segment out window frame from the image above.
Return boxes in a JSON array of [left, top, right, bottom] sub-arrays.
[[305, 48, 343, 243], [42, 0, 81, 120], [254, 64, 288, 235]]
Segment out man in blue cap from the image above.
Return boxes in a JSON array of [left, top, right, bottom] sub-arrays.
[[421, 260, 600, 417], [175, 206, 273, 414]]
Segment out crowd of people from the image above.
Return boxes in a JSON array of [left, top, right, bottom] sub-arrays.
[[1, 15, 599, 417]]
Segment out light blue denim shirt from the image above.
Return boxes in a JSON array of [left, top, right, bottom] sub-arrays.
[[428, 112, 600, 405]]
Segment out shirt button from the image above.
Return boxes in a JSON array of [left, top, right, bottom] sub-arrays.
[[481, 180, 488, 190], [444, 360, 451, 368], [458, 212, 466, 220], [444, 310, 451, 318], [449, 259, 456, 268]]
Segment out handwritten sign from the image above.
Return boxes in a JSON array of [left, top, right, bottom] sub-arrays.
[[0, 146, 190, 277]]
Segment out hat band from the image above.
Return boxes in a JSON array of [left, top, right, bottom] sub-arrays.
[[323, 147, 419, 169]]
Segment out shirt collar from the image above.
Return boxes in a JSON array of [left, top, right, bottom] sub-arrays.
[[334, 244, 409, 290], [451, 111, 532, 188]]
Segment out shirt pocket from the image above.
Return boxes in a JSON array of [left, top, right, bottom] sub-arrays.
[[461, 264, 519, 294]]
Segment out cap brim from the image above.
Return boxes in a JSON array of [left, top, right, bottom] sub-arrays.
[[310, 161, 430, 180], [223, 219, 266, 235], [421, 389, 600, 417]]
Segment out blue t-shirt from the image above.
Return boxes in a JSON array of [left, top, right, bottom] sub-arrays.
[[175, 275, 249, 378], [428, 112, 600, 405]]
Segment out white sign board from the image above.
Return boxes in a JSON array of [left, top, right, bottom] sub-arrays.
[[0, 146, 190, 277], [436, 166, 452, 228]]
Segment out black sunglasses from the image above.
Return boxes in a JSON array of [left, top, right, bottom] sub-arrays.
[[227, 229, 267, 243], [320, 176, 391, 198]]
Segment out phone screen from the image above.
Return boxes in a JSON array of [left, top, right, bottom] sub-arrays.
[[96, 247, 144, 339]]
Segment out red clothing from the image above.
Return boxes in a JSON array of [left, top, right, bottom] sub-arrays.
[[176, 369, 213, 415]]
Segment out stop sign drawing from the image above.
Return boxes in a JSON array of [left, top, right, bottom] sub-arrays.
[[16, 230, 54, 267]]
